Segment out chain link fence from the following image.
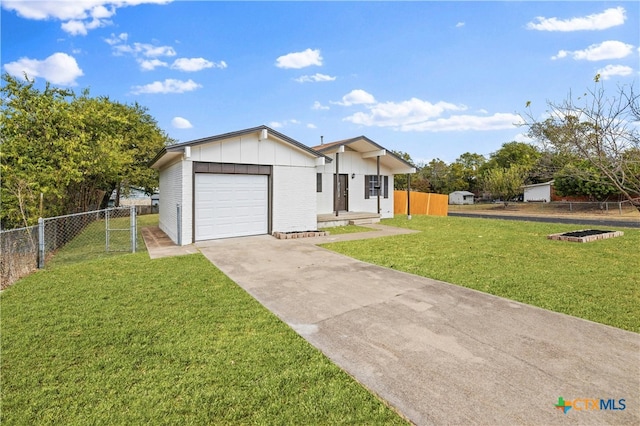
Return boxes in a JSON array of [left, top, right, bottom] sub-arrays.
[[1, 207, 137, 289]]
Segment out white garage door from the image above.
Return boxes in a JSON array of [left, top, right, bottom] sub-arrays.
[[195, 174, 268, 240]]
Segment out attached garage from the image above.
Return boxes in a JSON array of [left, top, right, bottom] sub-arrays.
[[194, 173, 268, 240], [150, 126, 329, 245]]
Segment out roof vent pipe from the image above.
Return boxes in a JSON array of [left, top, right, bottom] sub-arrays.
[[321, 135, 324, 145]]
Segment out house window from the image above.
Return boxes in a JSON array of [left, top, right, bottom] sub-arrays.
[[365, 175, 389, 199], [316, 173, 322, 193]]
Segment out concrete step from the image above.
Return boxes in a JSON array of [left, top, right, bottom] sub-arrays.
[[349, 218, 381, 225]]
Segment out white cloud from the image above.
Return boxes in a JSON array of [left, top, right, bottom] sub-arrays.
[[171, 58, 226, 72], [339, 91, 521, 132], [115, 42, 176, 57], [171, 117, 193, 129], [552, 40, 634, 61], [597, 64, 634, 80], [396, 113, 524, 132], [106, 35, 226, 73], [334, 89, 376, 106], [456, 22, 465, 28], [527, 6, 626, 31], [139, 59, 168, 71], [4, 52, 83, 85], [105, 32, 128, 45], [275, 48, 322, 69], [131, 79, 201, 94], [61, 18, 109, 36], [312, 101, 330, 110], [268, 119, 300, 129], [344, 97, 466, 128], [307, 123, 317, 129], [2, 0, 172, 36], [294, 73, 336, 83]]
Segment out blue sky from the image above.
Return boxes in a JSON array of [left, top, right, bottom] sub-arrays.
[[2, 1, 638, 164]]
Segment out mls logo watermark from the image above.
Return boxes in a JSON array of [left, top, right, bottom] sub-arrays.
[[555, 396, 626, 414]]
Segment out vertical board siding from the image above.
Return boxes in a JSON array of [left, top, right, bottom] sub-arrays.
[[158, 160, 183, 243], [272, 166, 317, 232], [394, 191, 448, 216]]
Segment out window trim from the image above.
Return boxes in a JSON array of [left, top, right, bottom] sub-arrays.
[[365, 175, 389, 199]]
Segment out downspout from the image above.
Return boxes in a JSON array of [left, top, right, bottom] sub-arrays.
[[334, 151, 339, 217], [407, 173, 412, 220], [376, 155, 381, 215]]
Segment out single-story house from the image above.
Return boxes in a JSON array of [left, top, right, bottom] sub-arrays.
[[448, 191, 475, 205], [523, 180, 553, 203], [312, 136, 416, 220], [108, 186, 157, 207], [150, 126, 415, 245]]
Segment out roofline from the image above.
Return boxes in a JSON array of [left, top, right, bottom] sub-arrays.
[[312, 135, 417, 169], [149, 125, 332, 168], [522, 180, 555, 188]]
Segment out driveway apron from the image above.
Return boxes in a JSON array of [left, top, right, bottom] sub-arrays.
[[196, 226, 639, 425]]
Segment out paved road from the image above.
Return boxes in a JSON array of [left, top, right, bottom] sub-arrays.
[[449, 212, 640, 228], [195, 225, 640, 426]]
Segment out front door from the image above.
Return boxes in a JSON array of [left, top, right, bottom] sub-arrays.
[[336, 174, 348, 211]]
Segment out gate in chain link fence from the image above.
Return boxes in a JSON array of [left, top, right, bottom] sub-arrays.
[[1, 206, 137, 289]]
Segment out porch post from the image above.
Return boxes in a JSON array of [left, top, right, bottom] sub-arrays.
[[376, 155, 381, 214], [407, 173, 412, 220], [334, 152, 339, 217]]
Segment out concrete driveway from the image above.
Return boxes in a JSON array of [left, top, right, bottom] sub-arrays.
[[194, 225, 639, 425]]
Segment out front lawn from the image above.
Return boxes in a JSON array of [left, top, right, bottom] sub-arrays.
[[1, 253, 406, 425], [321, 215, 640, 333]]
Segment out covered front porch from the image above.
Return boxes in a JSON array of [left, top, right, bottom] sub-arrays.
[[317, 211, 381, 228]]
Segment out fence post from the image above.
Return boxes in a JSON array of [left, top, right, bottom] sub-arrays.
[[105, 209, 110, 252], [38, 218, 45, 269], [176, 204, 182, 246], [130, 206, 137, 253]]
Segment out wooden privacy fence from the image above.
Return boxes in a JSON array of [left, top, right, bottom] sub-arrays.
[[394, 191, 448, 216]]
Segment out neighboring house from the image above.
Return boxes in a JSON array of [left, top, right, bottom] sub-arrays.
[[448, 191, 475, 205], [150, 126, 415, 245], [109, 186, 157, 207], [523, 180, 553, 203], [312, 136, 416, 220]]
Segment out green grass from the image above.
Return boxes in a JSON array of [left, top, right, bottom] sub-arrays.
[[1, 252, 406, 425], [46, 214, 158, 268], [321, 215, 640, 333]]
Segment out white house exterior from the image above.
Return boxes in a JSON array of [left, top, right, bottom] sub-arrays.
[[312, 137, 416, 219], [523, 180, 553, 203], [150, 126, 328, 245], [449, 191, 475, 205], [150, 127, 416, 245]]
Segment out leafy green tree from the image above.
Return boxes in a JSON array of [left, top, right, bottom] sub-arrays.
[[554, 161, 620, 201], [483, 165, 528, 208], [528, 150, 577, 184], [419, 159, 450, 193], [523, 77, 640, 212], [484, 141, 541, 172], [453, 152, 486, 193], [391, 150, 415, 190], [0, 74, 173, 228]]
